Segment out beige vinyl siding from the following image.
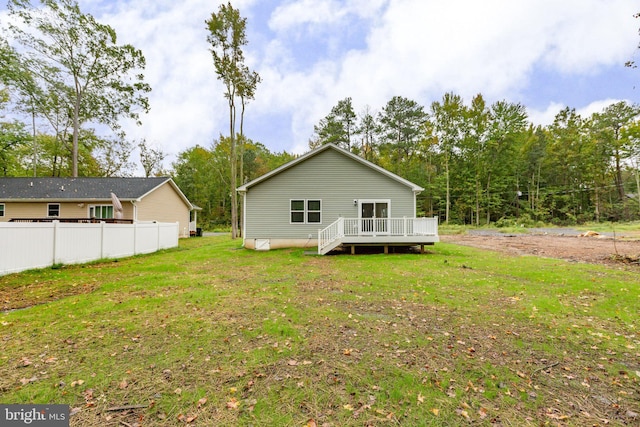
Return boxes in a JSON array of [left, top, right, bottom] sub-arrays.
[[244, 149, 416, 240], [136, 182, 190, 237], [0, 201, 134, 222]]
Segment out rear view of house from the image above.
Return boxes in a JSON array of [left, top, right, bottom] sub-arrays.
[[237, 143, 438, 254]]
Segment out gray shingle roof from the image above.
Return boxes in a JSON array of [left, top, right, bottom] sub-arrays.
[[0, 177, 172, 201]]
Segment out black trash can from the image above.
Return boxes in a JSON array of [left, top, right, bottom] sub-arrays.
[[196, 228, 203, 237]]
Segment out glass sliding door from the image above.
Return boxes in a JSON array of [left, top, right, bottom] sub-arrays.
[[359, 201, 389, 234]]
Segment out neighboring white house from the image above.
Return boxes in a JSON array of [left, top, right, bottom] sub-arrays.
[[237, 143, 439, 254]]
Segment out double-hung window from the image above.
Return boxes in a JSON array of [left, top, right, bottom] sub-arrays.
[[290, 199, 321, 224], [0, 203, 4, 217], [48, 203, 60, 217]]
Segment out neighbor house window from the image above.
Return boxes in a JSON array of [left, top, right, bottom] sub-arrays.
[[90, 205, 114, 219], [48, 203, 60, 217], [290, 199, 321, 224], [0, 203, 4, 217]]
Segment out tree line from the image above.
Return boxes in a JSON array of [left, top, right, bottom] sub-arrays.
[[309, 95, 640, 225]]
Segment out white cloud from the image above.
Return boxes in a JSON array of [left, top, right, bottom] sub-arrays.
[[269, 0, 387, 32], [528, 102, 567, 127], [576, 99, 628, 119], [2, 0, 639, 163], [265, 0, 640, 148]]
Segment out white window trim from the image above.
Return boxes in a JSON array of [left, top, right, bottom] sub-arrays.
[[47, 203, 60, 217], [357, 199, 391, 219], [290, 199, 322, 224]]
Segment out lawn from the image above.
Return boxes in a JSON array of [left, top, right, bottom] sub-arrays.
[[0, 236, 638, 426]]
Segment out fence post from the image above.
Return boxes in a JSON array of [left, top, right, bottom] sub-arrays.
[[134, 222, 138, 255], [52, 220, 59, 265], [100, 221, 105, 259]]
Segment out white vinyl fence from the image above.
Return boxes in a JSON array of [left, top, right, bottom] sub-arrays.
[[0, 221, 179, 276]]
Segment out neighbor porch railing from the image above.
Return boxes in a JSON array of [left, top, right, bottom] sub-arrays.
[[318, 217, 438, 254]]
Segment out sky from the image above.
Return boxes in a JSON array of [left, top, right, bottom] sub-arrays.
[[2, 0, 640, 171]]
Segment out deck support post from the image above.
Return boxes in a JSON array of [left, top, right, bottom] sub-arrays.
[[384, 245, 388, 254], [420, 244, 424, 254], [351, 245, 355, 255]]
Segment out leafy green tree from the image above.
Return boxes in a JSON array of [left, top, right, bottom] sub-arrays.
[[138, 139, 167, 177], [0, 120, 30, 176], [312, 97, 357, 150], [590, 101, 640, 202], [430, 93, 467, 223], [542, 107, 589, 222], [483, 100, 528, 222], [93, 136, 135, 177], [354, 106, 378, 161], [378, 96, 428, 165], [173, 145, 223, 227], [462, 94, 489, 225], [6, 0, 151, 177]]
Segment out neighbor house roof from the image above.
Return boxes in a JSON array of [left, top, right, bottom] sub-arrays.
[[0, 177, 194, 209], [237, 143, 424, 193]]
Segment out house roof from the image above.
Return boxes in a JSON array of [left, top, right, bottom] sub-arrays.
[[237, 143, 424, 193], [0, 177, 194, 209]]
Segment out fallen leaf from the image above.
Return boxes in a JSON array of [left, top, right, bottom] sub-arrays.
[[71, 380, 85, 387], [118, 378, 128, 389], [417, 393, 424, 404], [456, 409, 470, 420], [226, 398, 239, 410], [343, 404, 354, 411], [19, 376, 38, 385], [431, 408, 439, 416], [197, 397, 207, 408], [186, 414, 198, 423], [546, 413, 570, 420], [343, 349, 352, 356], [287, 360, 298, 366], [174, 388, 182, 395], [304, 419, 317, 427], [479, 407, 488, 419]]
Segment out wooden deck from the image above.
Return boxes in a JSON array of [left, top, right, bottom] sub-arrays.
[[318, 217, 439, 255]]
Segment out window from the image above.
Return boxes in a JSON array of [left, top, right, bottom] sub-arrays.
[[290, 200, 305, 223], [307, 200, 321, 223], [48, 203, 60, 217], [0, 204, 4, 217], [90, 205, 114, 219], [290, 199, 321, 224]]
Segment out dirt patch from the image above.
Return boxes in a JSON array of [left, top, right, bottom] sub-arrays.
[[441, 231, 640, 267]]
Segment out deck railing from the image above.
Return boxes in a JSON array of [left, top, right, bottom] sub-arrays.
[[319, 217, 438, 254]]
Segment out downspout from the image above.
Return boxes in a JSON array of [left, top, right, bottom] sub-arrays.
[[241, 190, 247, 246], [413, 189, 420, 218]]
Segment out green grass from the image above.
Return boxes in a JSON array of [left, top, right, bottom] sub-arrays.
[[1, 236, 639, 426]]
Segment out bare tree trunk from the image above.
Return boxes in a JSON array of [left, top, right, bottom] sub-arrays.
[[445, 155, 450, 225], [72, 77, 81, 177], [635, 161, 640, 215], [229, 100, 238, 240]]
